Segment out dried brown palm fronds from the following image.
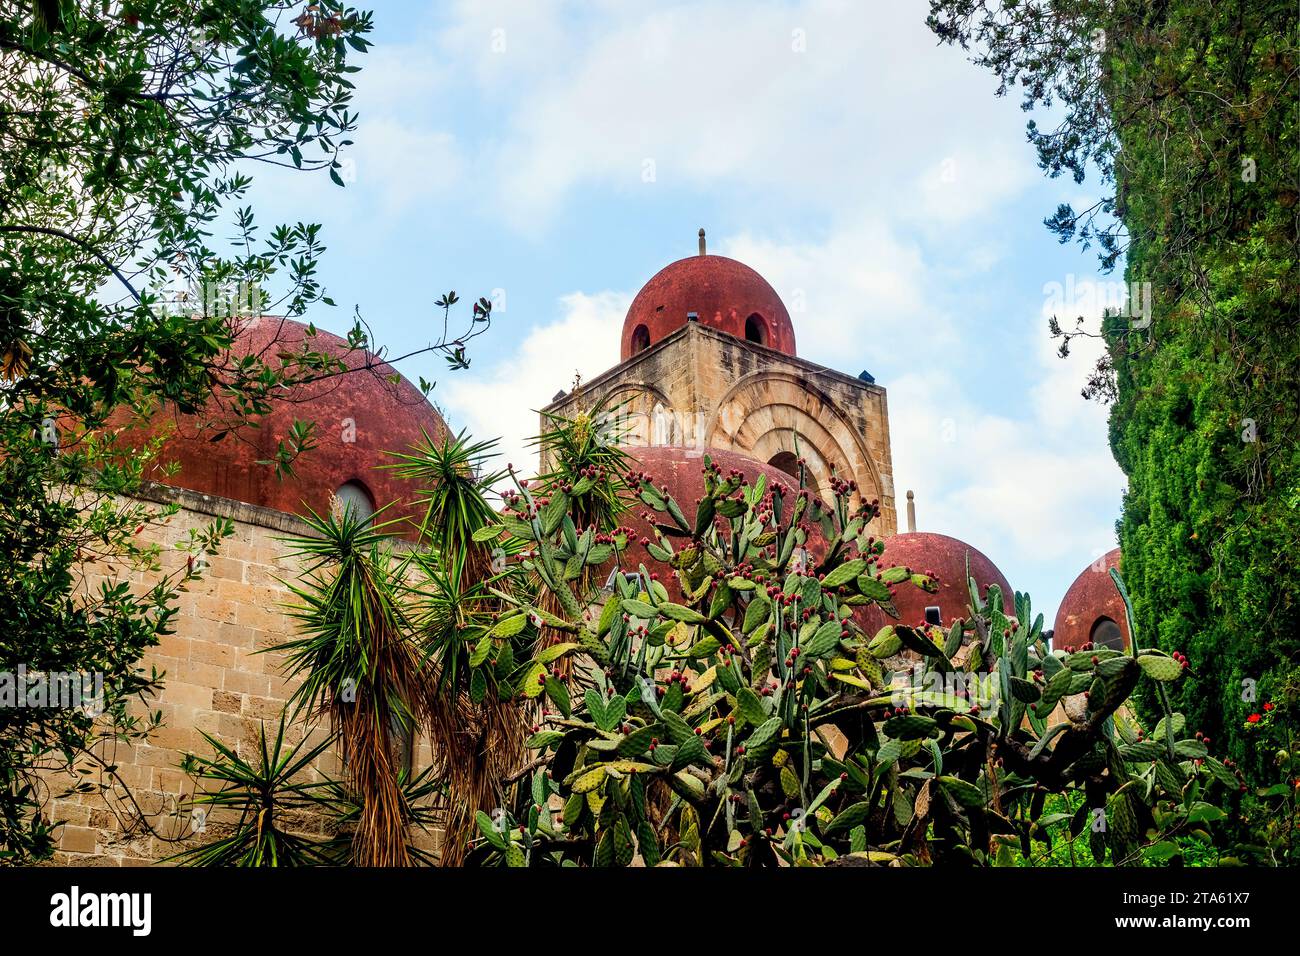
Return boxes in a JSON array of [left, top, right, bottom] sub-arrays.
[[276, 504, 433, 866], [386, 431, 532, 865]]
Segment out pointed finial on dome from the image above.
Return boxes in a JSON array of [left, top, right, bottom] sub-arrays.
[[698, 228, 706, 256], [906, 489, 916, 533]]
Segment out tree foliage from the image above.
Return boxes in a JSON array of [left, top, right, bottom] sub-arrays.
[[927, 0, 1300, 783], [0, 1, 492, 862]]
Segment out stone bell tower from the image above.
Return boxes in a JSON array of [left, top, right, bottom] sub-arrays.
[[542, 230, 897, 535]]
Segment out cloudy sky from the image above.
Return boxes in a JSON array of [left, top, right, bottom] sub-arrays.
[[244, 0, 1127, 624]]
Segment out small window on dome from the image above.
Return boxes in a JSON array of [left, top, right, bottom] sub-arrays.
[[745, 313, 767, 345], [631, 324, 651, 354], [1090, 616, 1125, 651], [333, 480, 375, 524]]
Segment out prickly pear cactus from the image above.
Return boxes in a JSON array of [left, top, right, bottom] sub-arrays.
[[468, 447, 1239, 867]]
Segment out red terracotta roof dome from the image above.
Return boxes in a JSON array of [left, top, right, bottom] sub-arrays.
[[621, 249, 796, 362], [1053, 549, 1130, 651], [864, 531, 1014, 631], [117, 317, 448, 531], [612, 446, 826, 585]]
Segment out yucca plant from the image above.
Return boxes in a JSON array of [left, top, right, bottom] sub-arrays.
[[384, 430, 531, 864], [328, 764, 446, 866], [275, 504, 432, 866], [531, 400, 634, 534], [175, 717, 445, 867], [172, 717, 345, 867]]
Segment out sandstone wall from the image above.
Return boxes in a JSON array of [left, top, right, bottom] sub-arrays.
[[45, 483, 437, 865]]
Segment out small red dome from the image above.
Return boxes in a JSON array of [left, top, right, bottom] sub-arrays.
[[116, 317, 447, 532], [621, 255, 796, 361], [864, 532, 1014, 632], [613, 446, 826, 587], [607, 452, 1014, 640], [1053, 549, 1130, 651]]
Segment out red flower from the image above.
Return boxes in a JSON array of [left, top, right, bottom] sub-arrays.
[[1264, 702, 1275, 712], [1247, 714, 1262, 723]]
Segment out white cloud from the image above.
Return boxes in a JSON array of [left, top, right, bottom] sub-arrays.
[[439, 290, 628, 476], [709, 220, 1124, 621], [363, 0, 1039, 233], [886, 294, 1124, 622], [362, 1, 1122, 622], [719, 223, 946, 366], [349, 118, 464, 213]]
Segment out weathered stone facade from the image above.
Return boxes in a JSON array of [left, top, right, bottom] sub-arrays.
[[544, 321, 897, 536], [46, 483, 435, 865]]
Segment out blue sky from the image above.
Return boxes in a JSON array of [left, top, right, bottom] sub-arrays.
[[242, 0, 1127, 625]]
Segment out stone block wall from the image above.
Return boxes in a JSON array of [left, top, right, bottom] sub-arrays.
[[44, 483, 438, 865]]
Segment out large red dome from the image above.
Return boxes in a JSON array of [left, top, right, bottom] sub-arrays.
[[863, 532, 1014, 631], [114, 317, 447, 531], [610, 446, 829, 592], [620, 253, 796, 361], [1053, 549, 1130, 651]]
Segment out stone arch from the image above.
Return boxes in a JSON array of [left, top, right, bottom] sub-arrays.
[[705, 371, 883, 518], [589, 381, 673, 449]]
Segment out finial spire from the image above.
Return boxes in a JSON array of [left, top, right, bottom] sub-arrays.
[[906, 489, 916, 533], [698, 228, 706, 256]]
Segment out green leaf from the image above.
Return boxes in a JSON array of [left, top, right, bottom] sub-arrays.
[[939, 775, 984, 809], [545, 675, 571, 718], [684, 635, 721, 658], [618, 726, 657, 756], [743, 594, 771, 634], [536, 642, 579, 665], [1186, 801, 1226, 824], [857, 575, 892, 602], [488, 612, 529, 639], [570, 766, 607, 793], [827, 801, 872, 832], [471, 524, 503, 543], [1137, 654, 1184, 682], [469, 633, 492, 667], [519, 662, 546, 698], [526, 730, 566, 749], [882, 715, 938, 740], [476, 810, 507, 850], [736, 687, 768, 726], [868, 626, 902, 658], [801, 619, 843, 660], [584, 689, 608, 730], [745, 716, 783, 757], [658, 602, 707, 624], [822, 558, 866, 589], [621, 598, 658, 619]]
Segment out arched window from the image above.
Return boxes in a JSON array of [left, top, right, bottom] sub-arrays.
[[630, 324, 651, 354], [1090, 616, 1125, 651], [745, 313, 767, 345], [334, 480, 375, 523], [768, 451, 799, 479]]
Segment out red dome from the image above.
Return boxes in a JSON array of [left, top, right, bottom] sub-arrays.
[[115, 317, 447, 532], [613, 446, 826, 588], [1053, 549, 1130, 651], [864, 532, 1014, 631], [621, 254, 796, 361]]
